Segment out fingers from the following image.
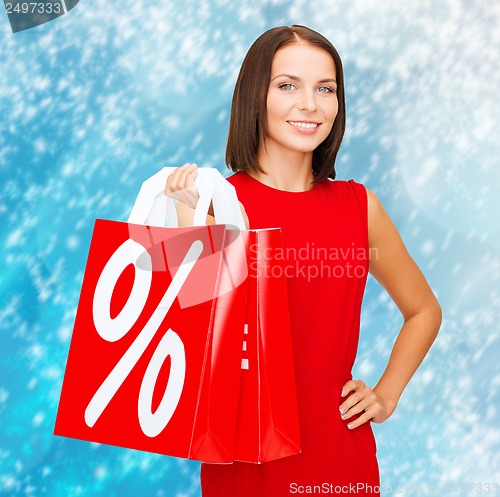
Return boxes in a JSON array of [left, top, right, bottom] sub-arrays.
[[165, 163, 200, 209], [339, 379, 377, 429], [343, 408, 375, 430], [340, 385, 375, 418], [165, 163, 197, 192], [179, 163, 198, 188], [341, 379, 364, 398], [339, 380, 366, 417]]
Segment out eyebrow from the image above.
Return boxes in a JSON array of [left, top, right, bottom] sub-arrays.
[[271, 73, 337, 84]]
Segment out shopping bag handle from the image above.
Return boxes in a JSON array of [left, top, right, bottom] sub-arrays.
[[127, 166, 246, 230]]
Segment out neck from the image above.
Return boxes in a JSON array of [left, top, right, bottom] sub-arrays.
[[252, 142, 316, 192]]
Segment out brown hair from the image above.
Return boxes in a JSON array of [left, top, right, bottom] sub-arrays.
[[225, 25, 346, 183]]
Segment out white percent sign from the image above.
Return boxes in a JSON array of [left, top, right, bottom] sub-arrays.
[[84, 237, 203, 437]]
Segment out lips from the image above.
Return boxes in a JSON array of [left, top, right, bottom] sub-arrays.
[[287, 121, 321, 129]]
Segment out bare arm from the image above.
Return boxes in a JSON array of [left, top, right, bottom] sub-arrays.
[[175, 201, 249, 228], [174, 201, 215, 227], [367, 188, 442, 409], [340, 188, 442, 427]]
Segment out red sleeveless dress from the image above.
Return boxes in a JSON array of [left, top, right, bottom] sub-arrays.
[[200, 171, 380, 496]]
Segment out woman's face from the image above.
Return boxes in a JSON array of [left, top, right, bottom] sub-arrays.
[[263, 42, 338, 156]]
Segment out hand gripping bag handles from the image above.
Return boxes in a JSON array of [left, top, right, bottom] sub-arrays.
[[54, 167, 249, 462]]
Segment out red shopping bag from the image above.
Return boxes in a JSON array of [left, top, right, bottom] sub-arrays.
[[55, 166, 301, 464], [233, 229, 301, 463], [55, 167, 250, 462], [54, 219, 249, 461]]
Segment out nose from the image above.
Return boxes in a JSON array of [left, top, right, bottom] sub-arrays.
[[298, 89, 317, 112]]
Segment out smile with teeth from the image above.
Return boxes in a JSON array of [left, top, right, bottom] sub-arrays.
[[288, 121, 319, 129]]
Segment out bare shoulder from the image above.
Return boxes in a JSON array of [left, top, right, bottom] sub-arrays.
[[365, 187, 382, 218], [365, 187, 394, 247]]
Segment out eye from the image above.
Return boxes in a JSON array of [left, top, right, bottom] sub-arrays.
[[278, 83, 295, 91], [318, 86, 336, 93]]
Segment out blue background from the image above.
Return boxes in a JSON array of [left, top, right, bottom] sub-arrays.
[[1, 1, 499, 495]]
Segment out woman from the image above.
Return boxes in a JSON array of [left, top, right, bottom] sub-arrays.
[[165, 25, 442, 497]]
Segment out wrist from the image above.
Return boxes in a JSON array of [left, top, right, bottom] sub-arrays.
[[384, 398, 398, 416], [373, 387, 399, 415]]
